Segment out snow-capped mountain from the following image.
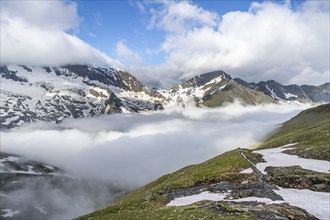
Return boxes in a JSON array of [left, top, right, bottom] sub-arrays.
[[166, 70, 329, 106], [234, 78, 330, 102], [1, 65, 329, 129], [0, 65, 164, 129], [167, 71, 276, 107]]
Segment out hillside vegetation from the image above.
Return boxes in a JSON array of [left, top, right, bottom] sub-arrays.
[[258, 103, 330, 160], [76, 150, 258, 220], [202, 81, 275, 107]]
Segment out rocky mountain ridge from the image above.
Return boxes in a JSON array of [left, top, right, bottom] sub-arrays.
[[1, 65, 329, 129], [0, 64, 164, 129], [234, 77, 330, 102], [168, 70, 276, 107]]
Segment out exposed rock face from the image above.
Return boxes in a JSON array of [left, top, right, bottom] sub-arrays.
[[158, 148, 329, 220], [170, 71, 275, 107], [1, 66, 329, 129], [162, 179, 282, 202], [170, 70, 329, 108], [235, 78, 330, 102], [208, 201, 318, 220], [0, 65, 165, 129], [264, 166, 330, 192]]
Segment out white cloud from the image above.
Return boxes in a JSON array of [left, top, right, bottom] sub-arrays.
[[0, 0, 111, 66], [1, 0, 79, 31], [116, 40, 143, 64], [1, 0, 328, 87], [134, 0, 329, 88], [148, 0, 218, 33], [1, 102, 312, 187]]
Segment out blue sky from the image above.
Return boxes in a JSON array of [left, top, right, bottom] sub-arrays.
[[76, 0, 266, 65], [1, 0, 329, 87], [76, 0, 305, 66], [77, 0, 252, 64]]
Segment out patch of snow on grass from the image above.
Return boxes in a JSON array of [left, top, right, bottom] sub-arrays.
[[254, 144, 330, 174], [167, 191, 284, 207], [167, 191, 227, 206], [240, 168, 253, 174], [232, 196, 283, 204], [209, 85, 226, 96], [275, 187, 330, 220]]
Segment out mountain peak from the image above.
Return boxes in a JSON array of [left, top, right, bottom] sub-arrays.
[[0, 64, 164, 129], [190, 70, 232, 87], [1, 65, 329, 129]]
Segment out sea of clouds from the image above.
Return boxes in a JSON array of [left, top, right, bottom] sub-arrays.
[[0, 102, 312, 218]]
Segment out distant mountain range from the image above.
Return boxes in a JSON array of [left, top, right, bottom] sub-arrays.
[[168, 70, 329, 106], [1, 65, 329, 129]]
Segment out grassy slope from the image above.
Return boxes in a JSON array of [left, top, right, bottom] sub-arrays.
[[257, 103, 330, 160], [76, 150, 257, 220], [77, 104, 329, 219], [203, 81, 275, 107]]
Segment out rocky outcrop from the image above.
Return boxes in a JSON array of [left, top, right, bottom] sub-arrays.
[[264, 166, 330, 192], [208, 201, 318, 220], [235, 78, 330, 102]]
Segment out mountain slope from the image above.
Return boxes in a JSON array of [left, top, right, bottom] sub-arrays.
[[169, 71, 275, 107], [168, 70, 329, 107], [258, 103, 330, 160], [235, 78, 330, 102], [76, 150, 260, 220], [1, 66, 329, 129], [76, 104, 330, 220], [0, 65, 164, 129]]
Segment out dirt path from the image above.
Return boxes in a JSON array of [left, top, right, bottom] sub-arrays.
[[239, 149, 282, 200]]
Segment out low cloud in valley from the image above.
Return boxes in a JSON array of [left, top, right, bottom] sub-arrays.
[[0, 103, 313, 218], [1, 103, 312, 187]]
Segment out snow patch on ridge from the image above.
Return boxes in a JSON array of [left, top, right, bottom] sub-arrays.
[[166, 189, 330, 220], [254, 144, 330, 174], [275, 187, 330, 220], [239, 168, 253, 174], [166, 191, 283, 207], [167, 143, 330, 219]]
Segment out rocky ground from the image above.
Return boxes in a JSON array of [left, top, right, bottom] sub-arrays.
[[199, 201, 317, 220], [264, 166, 330, 192], [159, 148, 328, 219]]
